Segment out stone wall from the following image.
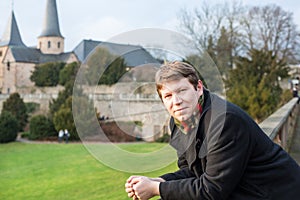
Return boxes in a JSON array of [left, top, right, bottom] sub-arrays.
[[0, 83, 169, 141]]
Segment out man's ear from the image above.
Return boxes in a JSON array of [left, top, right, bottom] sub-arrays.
[[197, 80, 204, 97], [197, 80, 203, 91]]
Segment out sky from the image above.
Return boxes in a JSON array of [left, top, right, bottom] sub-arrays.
[[0, 0, 300, 52]]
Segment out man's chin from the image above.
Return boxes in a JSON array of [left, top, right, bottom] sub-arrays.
[[175, 115, 190, 123]]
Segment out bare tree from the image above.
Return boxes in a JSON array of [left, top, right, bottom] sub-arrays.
[[178, 0, 245, 65], [222, 1, 246, 64], [178, 1, 300, 64], [240, 4, 300, 63], [178, 1, 225, 51]]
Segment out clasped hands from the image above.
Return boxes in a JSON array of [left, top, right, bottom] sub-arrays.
[[125, 176, 165, 200]]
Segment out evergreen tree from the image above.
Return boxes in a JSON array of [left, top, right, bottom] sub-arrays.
[[51, 61, 81, 118], [225, 49, 289, 122], [0, 111, 19, 143], [216, 27, 232, 77], [2, 93, 28, 131], [98, 57, 127, 85], [206, 35, 217, 63], [53, 97, 79, 140], [49, 81, 75, 117], [59, 62, 80, 86], [49, 61, 84, 140], [85, 47, 127, 86]]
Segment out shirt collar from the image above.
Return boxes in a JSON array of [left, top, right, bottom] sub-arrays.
[[174, 93, 204, 134]]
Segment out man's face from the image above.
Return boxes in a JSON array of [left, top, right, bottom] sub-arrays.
[[160, 78, 203, 123]]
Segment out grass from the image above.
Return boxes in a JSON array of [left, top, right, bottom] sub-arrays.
[[0, 142, 178, 200]]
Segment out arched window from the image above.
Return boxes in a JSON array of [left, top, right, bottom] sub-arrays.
[[7, 61, 10, 71], [48, 41, 51, 48], [58, 42, 61, 49]]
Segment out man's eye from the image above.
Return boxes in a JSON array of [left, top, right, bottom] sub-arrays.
[[164, 94, 171, 99]]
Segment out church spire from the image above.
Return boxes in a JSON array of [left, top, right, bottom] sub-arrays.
[[0, 10, 25, 47], [39, 0, 63, 37], [38, 0, 64, 54]]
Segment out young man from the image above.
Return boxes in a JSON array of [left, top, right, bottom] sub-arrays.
[[125, 61, 300, 200]]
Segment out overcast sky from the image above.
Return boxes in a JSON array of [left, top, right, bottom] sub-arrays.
[[0, 0, 300, 52]]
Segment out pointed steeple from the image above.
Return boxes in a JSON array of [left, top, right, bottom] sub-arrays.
[[38, 0, 64, 54], [0, 11, 25, 47], [39, 0, 63, 37]]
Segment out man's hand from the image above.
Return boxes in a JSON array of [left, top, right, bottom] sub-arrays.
[[125, 176, 138, 199], [125, 176, 165, 200]]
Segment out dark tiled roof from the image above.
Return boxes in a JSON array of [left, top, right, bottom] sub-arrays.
[[0, 11, 25, 47], [10, 46, 40, 63], [73, 39, 159, 66], [10, 46, 73, 63], [73, 40, 99, 62], [39, 0, 63, 37]]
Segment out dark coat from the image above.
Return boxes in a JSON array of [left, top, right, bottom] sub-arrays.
[[159, 89, 300, 200]]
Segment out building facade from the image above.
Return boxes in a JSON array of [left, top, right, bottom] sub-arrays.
[[0, 0, 160, 95], [0, 0, 78, 94], [0, 0, 165, 141]]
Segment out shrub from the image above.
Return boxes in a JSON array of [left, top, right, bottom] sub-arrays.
[[99, 121, 137, 142], [25, 102, 40, 114], [29, 115, 56, 140], [0, 111, 19, 143], [155, 133, 170, 143], [30, 62, 65, 86], [21, 131, 30, 139]]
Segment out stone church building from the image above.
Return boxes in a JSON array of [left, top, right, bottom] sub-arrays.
[[0, 0, 78, 94], [0, 0, 159, 94], [0, 0, 165, 141]]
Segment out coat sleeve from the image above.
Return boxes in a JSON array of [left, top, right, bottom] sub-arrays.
[[160, 152, 196, 181], [159, 113, 254, 200]]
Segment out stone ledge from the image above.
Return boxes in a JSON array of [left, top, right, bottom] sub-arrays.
[[259, 98, 299, 140]]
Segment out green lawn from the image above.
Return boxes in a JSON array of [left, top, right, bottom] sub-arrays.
[[0, 142, 178, 200]]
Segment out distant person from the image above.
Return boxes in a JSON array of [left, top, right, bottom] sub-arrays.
[[125, 61, 300, 200], [292, 77, 300, 87], [64, 129, 70, 143], [292, 84, 300, 104], [58, 129, 64, 143]]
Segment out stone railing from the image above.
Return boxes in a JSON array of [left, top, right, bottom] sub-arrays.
[[0, 93, 58, 100], [259, 98, 299, 152], [88, 93, 160, 101]]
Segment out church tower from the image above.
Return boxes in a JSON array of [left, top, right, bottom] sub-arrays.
[[0, 11, 25, 47], [0, 10, 26, 93], [38, 0, 64, 54]]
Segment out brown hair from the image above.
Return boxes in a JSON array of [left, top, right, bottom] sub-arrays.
[[155, 61, 200, 99]]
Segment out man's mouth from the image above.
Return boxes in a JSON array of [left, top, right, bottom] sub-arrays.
[[174, 107, 186, 113]]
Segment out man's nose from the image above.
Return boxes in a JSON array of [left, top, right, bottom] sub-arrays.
[[173, 94, 182, 105]]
